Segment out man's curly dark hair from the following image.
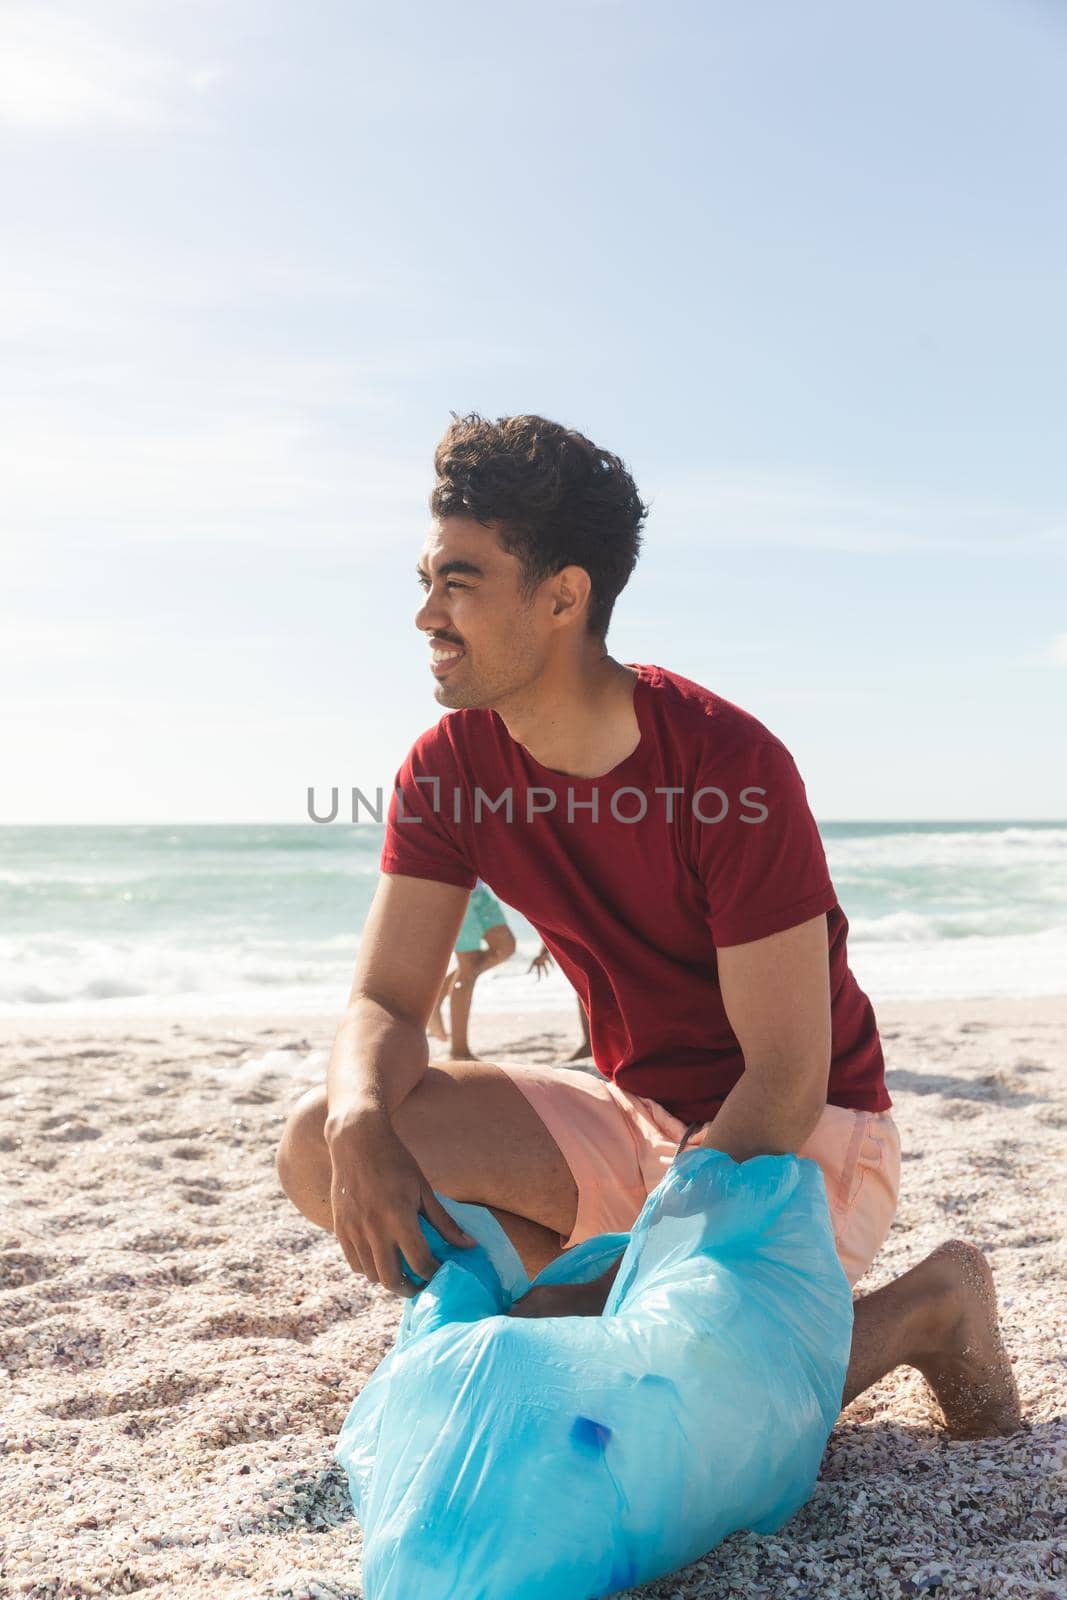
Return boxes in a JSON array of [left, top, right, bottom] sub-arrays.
[[430, 412, 648, 641]]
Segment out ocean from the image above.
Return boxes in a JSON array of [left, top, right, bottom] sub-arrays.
[[1, 822, 1064, 1017]]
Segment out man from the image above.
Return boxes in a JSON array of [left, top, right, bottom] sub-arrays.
[[278, 412, 1020, 1439]]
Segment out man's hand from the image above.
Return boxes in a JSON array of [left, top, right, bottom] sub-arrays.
[[327, 1109, 476, 1297]]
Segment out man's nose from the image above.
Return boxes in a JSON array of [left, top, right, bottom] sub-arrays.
[[415, 585, 448, 632]]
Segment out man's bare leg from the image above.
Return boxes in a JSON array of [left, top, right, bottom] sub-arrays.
[[513, 1240, 1022, 1438], [840, 1239, 1021, 1436], [277, 1065, 1021, 1438], [276, 1059, 575, 1277], [483, 1206, 566, 1278]]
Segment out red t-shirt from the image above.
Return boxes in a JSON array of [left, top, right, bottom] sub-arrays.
[[379, 662, 889, 1123]]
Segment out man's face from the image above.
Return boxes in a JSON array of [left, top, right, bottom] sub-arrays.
[[415, 516, 547, 709]]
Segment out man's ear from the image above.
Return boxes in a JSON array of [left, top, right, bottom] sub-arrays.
[[549, 564, 592, 626]]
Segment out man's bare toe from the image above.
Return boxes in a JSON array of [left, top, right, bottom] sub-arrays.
[[914, 1240, 1023, 1439]]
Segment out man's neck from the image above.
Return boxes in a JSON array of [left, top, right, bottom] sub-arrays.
[[494, 654, 642, 779]]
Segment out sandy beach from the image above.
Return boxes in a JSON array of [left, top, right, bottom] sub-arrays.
[[1, 997, 1064, 1599]]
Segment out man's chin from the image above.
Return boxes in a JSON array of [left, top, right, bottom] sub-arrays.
[[433, 676, 488, 711], [432, 679, 467, 709]]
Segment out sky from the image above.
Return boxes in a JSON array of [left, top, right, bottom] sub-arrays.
[[2, 0, 1065, 824]]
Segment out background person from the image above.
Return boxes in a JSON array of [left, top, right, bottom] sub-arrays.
[[529, 941, 592, 1060], [428, 879, 515, 1059]]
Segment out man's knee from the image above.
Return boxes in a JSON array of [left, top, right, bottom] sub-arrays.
[[275, 1082, 328, 1195]]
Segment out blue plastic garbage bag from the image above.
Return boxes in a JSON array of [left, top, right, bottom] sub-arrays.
[[334, 1147, 853, 1600]]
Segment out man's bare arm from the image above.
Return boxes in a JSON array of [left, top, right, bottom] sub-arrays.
[[509, 914, 832, 1318], [325, 872, 469, 1138], [324, 872, 478, 1294], [702, 911, 832, 1161]]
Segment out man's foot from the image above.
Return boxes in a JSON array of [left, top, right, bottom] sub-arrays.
[[911, 1240, 1023, 1439]]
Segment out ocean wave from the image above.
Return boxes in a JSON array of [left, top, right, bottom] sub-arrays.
[[847, 923, 1067, 1002], [0, 935, 355, 1014], [848, 909, 1067, 942], [1, 920, 1064, 1017], [3, 822, 1066, 1011], [826, 825, 1067, 872]]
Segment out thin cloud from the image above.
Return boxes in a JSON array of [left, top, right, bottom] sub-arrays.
[[0, 256, 410, 345], [0, 415, 427, 550], [188, 62, 229, 95], [0, 5, 224, 131]]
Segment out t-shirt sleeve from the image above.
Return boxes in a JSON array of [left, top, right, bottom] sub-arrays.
[[379, 729, 478, 891], [694, 737, 837, 947]]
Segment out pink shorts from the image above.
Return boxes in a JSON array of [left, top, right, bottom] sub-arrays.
[[496, 1061, 902, 1289]]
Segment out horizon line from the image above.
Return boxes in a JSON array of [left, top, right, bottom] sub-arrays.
[[1, 817, 1065, 829]]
